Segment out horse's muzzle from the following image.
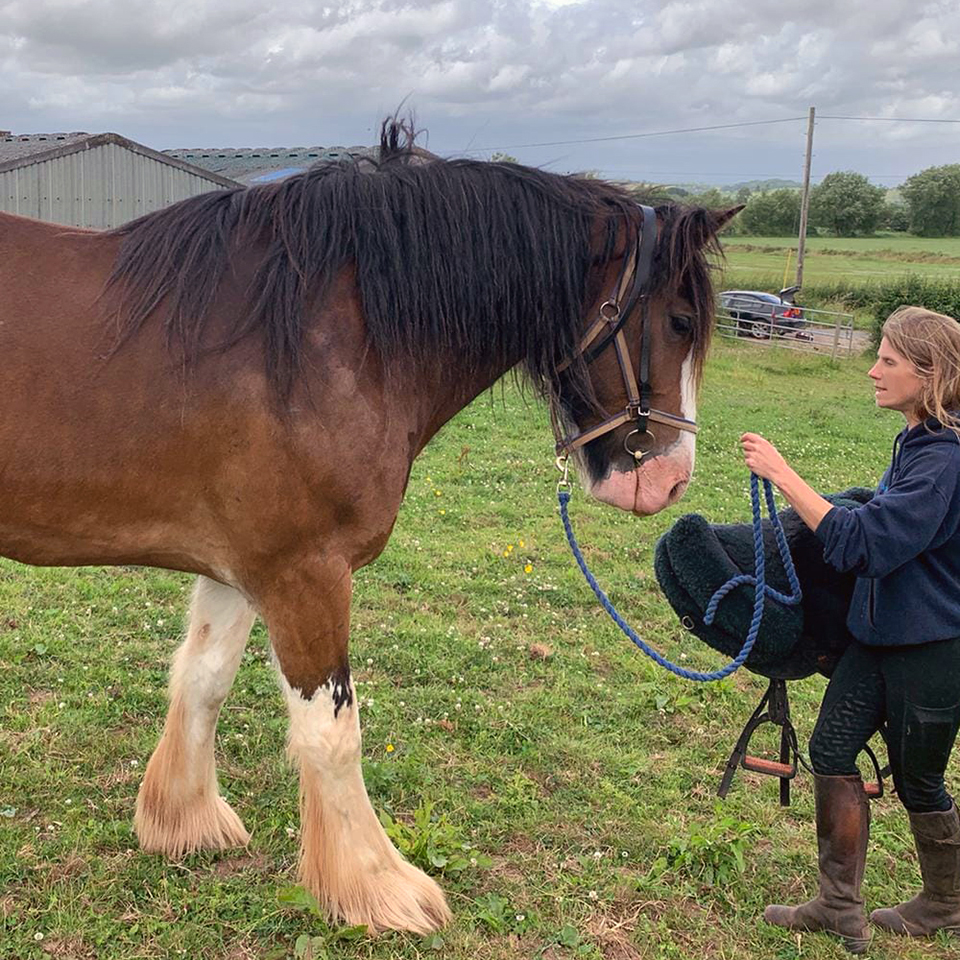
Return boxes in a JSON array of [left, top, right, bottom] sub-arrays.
[[589, 453, 692, 516]]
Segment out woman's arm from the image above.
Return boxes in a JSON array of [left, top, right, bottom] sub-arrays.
[[740, 432, 834, 532]]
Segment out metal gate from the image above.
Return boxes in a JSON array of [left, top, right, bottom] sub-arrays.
[[717, 296, 857, 360]]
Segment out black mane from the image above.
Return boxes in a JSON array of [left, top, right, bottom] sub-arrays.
[[106, 121, 720, 407]]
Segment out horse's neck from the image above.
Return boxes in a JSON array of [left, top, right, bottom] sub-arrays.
[[407, 353, 522, 458]]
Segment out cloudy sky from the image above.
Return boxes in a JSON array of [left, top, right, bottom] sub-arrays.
[[2, 0, 958, 186]]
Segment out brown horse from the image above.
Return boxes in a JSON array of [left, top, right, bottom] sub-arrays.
[[0, 121, 735, 934]]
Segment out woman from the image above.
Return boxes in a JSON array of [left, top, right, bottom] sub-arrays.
[[741, 306, 960, 954]]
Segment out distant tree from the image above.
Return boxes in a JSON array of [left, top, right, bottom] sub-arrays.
[[489, 152, 518, 164], [880, 198, 910, 233], [669, 187, 747, 235], [681, 187, 729, 208], [735, 186, 752, 204], [809, 171, 885, 236], [901, 164, 960, 236], [624, 181, 673, 205], [738, 189, 801, 236]]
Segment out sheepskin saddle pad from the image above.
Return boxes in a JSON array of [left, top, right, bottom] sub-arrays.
[[654, 488, 873, 680]]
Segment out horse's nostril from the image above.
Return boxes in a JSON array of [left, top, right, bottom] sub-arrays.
[[669, 480, 688, 503]]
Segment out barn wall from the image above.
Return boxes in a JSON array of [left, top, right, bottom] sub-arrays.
[[0, 142, 231, 228]]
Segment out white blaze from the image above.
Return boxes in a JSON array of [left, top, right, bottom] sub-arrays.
[[678, 348, 697, 474]]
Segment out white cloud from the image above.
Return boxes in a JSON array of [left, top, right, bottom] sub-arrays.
[[1, 0, 958, 183]]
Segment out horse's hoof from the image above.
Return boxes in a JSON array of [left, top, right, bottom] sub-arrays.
[[300, 857, 451, 935], [135, 792, 250, 859]]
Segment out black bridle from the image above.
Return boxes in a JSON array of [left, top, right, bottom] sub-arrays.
[[554, 204, 699, 462]]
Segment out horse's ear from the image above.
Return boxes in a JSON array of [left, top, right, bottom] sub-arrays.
[[712, 205, 745, 231]]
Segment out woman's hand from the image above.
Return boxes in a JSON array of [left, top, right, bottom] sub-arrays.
[[740, 432, 791, 485], [740, 433, 833, 532]]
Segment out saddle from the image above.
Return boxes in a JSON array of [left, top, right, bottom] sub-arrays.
[[654, 487, 887, 802]]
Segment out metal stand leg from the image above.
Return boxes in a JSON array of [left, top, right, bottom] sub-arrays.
[[717, 679, 889, 804], [717, 678, 799, 806]]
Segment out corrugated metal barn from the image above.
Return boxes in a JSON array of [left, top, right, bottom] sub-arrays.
[[0, 131, 240, 229], [164, 145, 378, 185]]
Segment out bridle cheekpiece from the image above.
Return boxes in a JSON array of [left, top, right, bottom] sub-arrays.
[[554, 204, 699, 465]]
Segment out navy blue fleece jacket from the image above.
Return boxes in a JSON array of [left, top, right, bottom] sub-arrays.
[[814, 419, 960, 646]]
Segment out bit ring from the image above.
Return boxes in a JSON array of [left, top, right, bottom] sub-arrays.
[[624, 427, 656, 462]]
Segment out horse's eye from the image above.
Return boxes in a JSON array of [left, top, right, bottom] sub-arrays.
[[670, 315, 694, 337]]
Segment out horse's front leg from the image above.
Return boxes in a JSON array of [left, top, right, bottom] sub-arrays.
[[261, 555, 450, 935], [135, 576, 256, 857]]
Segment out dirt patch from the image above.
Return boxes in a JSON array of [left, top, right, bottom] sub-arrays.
[[210, 853, 270, 878], [45, 854, 87, 882], [585, 902, 646, 960], [221, 937, 261, 960], [41, 936, 96, 959], [94, 762, 140, 790]]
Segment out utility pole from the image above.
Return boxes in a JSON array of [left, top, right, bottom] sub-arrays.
[[795, 106, 815, 290]]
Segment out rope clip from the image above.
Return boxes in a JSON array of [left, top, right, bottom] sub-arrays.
[[555, 454, 571, 494]]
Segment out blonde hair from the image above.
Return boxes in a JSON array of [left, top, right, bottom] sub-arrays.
[[882, 306, 960, 435]]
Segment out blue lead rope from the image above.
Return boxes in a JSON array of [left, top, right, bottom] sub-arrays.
[[558, 473, 802, 682]]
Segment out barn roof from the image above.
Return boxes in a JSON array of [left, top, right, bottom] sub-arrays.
[[0, 132, 240, 187], [164, 145, 378, 185], [0, 131, 93, 163], [165, 143, 438, 185]]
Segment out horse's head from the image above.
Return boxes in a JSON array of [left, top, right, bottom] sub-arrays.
[[553, 203, 741, 516]]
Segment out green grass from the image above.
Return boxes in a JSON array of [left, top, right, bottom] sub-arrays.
[[0, 341, 954, 959], [721, 235, 960, 286], [727, 235, 960, 256]]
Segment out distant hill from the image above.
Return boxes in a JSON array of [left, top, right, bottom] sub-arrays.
[[662, 178, 802, 196], [729, 178, 802, 192]]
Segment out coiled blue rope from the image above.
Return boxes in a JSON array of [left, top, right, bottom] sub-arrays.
[[558, 473, 802, 682]]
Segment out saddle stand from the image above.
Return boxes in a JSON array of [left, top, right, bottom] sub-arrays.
[[717, 678, 886, 806], [718, 678, 798, 805]]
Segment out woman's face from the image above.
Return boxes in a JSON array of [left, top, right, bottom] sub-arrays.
[[868, 336, 924, 425]]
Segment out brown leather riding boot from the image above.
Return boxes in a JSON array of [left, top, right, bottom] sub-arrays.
[[764, 774, 871, 954], [870, 802, 960, 937]]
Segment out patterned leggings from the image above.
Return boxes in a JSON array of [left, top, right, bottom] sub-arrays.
[[809, 636, 960, 812]]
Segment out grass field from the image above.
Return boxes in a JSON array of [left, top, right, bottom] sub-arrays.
[[721, 234, 960, 287], [1, 339, 956, 960]]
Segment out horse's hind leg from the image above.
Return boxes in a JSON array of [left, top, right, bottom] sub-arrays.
[[135, 576, 256, 858], [263, 555, 450, 934]]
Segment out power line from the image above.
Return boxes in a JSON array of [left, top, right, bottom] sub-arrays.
[[819, 115, 960, 123], [458, 116, 807, 152], [602, 169, 913, 178], [456, 113, 960, 155]]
